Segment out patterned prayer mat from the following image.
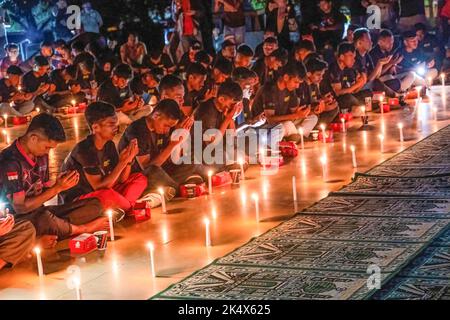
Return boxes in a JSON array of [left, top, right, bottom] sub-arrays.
[[153, 265, 385, 300], [399, 246, 450, 279], [302, 196, 450, 219], [377, 151, 450, 167], [371, 277, 450, 300], [331, 174, 450, 198], [215, 238, 424, 273], [431, 227, 450, 247], [367, 166, 450, 177], [259, 215, 450, 243]]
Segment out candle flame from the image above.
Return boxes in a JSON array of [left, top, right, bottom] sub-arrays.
[[158, 187, 164, 195], [147, 242, 154, 251], [350, 145, 355, 152], [251, 193, 259, 201], [203, 217, 210, 225], [34, 247, 41, 255], [397, 123, 403, 129]]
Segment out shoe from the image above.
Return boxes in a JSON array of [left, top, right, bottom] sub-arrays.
[[138, 192, 162, 208], [184, 174, 204, 185]]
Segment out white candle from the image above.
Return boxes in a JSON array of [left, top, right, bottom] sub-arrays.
[[341, 118, 346, 133], [34, 247, 44, 278], [259, 148, 266, 169], [292, 176, 298, 212], [204, 218, 211, 246], [251, 193, 260, 223], [238, 157, 245, 180], [350, 145, 357, 168], [298, 127, 304, 149], [361, 106, 366, 116], [158, 187, 167, 213], [36, 107, 40, 113], [378, 134, 384, 153], [320, 155, 327, 181], [207, 170, 213, 195], [147, 242, 156, 277], [320, 124, 326, 143], [432, 107, 438, 121], [441, 73, 445, 86], [3, 113, 7, 128], [71, 99, 76, 107], [398, 123, 404, 143], [74, 276, 82, 300], [107, 209, 115, 241], [2, 129, 7, 144]]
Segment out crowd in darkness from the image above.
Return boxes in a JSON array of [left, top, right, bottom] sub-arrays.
[[1, 0, 450, 271]]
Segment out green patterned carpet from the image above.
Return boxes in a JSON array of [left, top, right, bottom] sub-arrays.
[[153, 125, 450, 300]]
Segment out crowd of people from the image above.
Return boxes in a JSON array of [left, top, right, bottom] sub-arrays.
[[1, 0, 449, 272]]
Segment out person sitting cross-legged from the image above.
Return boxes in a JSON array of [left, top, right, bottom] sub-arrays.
[[59, 102, 148, 214]]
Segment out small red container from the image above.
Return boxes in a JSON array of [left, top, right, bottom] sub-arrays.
[[69, 233, 97, 254], [212, 172, 232, 187], [279, 141, 298, 157], [329, 122, 349, 132], [180, 183, 207, 198], [318, 130, 334, 143], [388, 98, 399, 106], [381, 104, 391, 113], [339, 113, 353, 122], [11, 116, 29, 125], [261, 155, 284, 169], [132, 202, 151, 222], [76, 102, 87, 113]]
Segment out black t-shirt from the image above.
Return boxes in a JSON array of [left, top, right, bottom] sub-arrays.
[[222, 0, 245, 27], [355, 51, 374, 75], [253, 81, 299, 117], [97, 78, 131, 109], [251, 58, 276, 85], [318, 9, 346, 35], [178, 52, 193, 74], [296, 82, 311, 107], [327, 61, 357, 91], [59, 135, 119, 203], [183, 84, 201, 109], [118, 117, 169, 172], [0, 140, 50, 214], [142, 53, 175, 74], [420, 34, 438, 56], [0, 79, 17, 103], [195, 99, 224, 132], [398, 47, 427, 73], [22, 71, 51, 93], [129, 75, 159, 98], [399, 0, 425, 17], [50, 69, 70, 92]]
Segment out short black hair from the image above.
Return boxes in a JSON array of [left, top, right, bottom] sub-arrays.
[[191, 39, 202, 50], [218, 81, 243, 101], [54, 39, 67, 48], [353, 28, 370, 43], [263, 37, 278, 45], [222, 39, 236, 50], [34, 55, 50, 67], [85, 101, 117, 127], [149, 47, 163, 59], [64, 65, 78, 79], [278, 63, 301, 78], [237, 44, 254, 57], [402, 30, 417, 39], [270, 48, 289, 65], [194, 50, 211, 65], [26, 113, 66, 142], [415, 23, 427, 32], [6, 65, 23, 76], [379, 29, 393, 39], [231, 67, 257, 82], [4, 43, 19, 51], [294, 40, 316, 53], [112, 63, 132, 80], [186, 62, 208, 78], [213, 59, 233, 76], [159, 74, 183, 93], [153, 99, 183, 121], [337, 42, 356, 56], [71, 40, 85, 53], [40, 40, 53, 48], [296, 62, 307, 78], [305, 58, 328, 73], [348, 24, 360, 32]]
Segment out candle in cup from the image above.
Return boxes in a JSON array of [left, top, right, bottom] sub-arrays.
[[298, 127, 304, 149], [147, 242, 156, 277], [107, 209, 114, 241], [398, 123, 404, 143], [251, 193, 260, 223], [341, 118, 346, 133], [320, 155, 327, 181], [74, 276, 82, 300], [158, 187, 167, 213], [207, 171, 213, 195], [320, 124, 326, 143], [34, 247, 44, 278], [350, 145, 357, 168], [204, 218, 211, 246], [378, 134, 384, 153]]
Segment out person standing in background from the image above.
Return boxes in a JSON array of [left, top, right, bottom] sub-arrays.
[[398, 0, 427, 32], [216, 0, 246, 46], [80, 1, 104, 34]]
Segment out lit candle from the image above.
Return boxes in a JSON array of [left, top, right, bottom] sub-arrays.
[[74, 276, 82, 300], [320, 155, 327, 181], [238, 157, 245, 180], [2, 129, 7, 144], [432, 107, 438, 121], [378, 134, 384, 153], [107, 209, 114, 241], [36, 107, 40, 113], [34, 247, 44, 278], [251, 193, 260, 223], [441, 73, 445, 86], [71, 99, 76, 107], [147, 242, 156, 277], [361, 106, 366, 115], [207, 170, 213, 195], [292, 176, 298, 212], [320, 124, 326, 143], [18, 85, 22, 91], [204, 218, 211, 246], [158, 187, 167, 214], [3, 113, 7, 128], [398, 123, 404, 143], [298, 127, 304, 149], [341, 118, 346, 133], [259, 147, 266, 170], [350, 145, 357, 168]]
